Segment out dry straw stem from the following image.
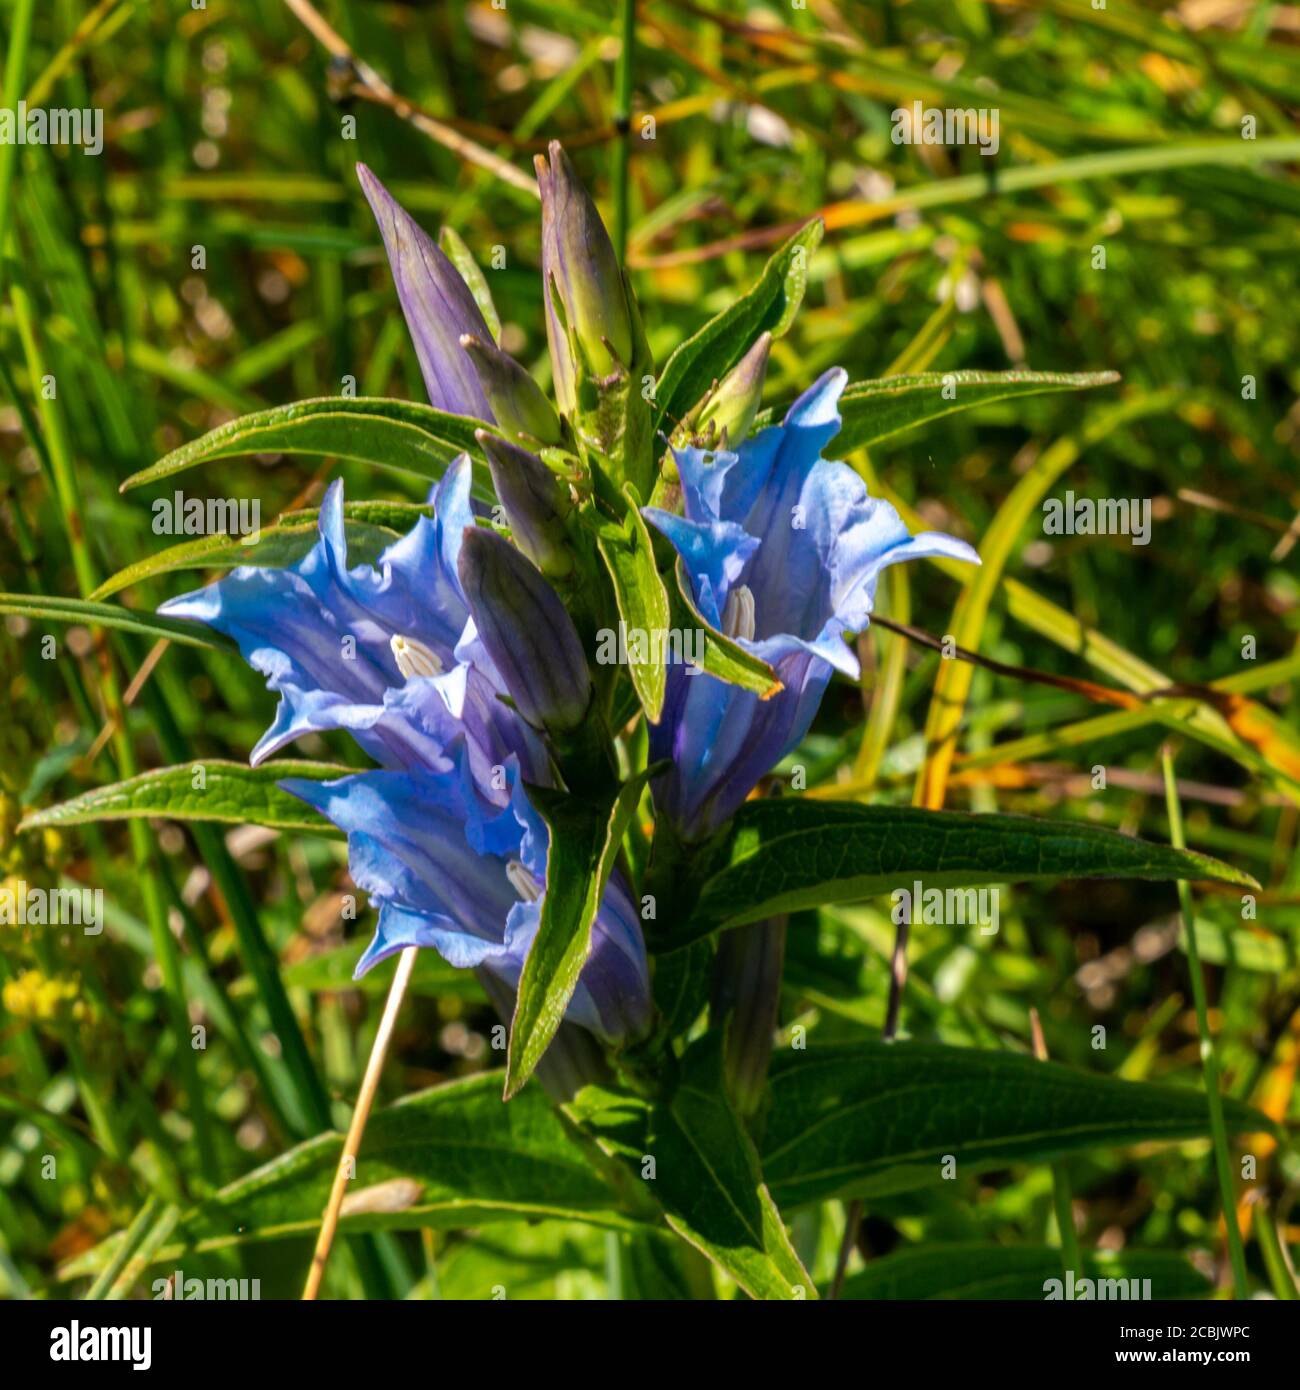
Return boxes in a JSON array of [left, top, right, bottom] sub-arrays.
[[302, 945, 419, 1300], [281, 0, 538, 197]]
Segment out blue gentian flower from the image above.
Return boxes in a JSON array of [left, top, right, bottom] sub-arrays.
[[280, 765, 650, 1043], [643, 368, 981, 839], [159, 461, 651, 1041]]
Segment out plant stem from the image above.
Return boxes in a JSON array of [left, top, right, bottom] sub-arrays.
[[1161, 746, 1249, 1298], [611, 0, 636, 262], [1031, 1008, 1083, 1280], [303, 945, 417, 1299]]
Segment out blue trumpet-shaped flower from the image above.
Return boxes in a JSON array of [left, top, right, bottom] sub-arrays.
[[643, 368, 981, 839], [280, 765, 651, 1043], [159, 464, 650, 1039], [160, 459, 546, 807]]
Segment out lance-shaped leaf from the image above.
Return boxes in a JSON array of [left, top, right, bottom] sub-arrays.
[[657, 799, 1259, 950], [119, 398, 487, 494], [0, 593, 236, 652], [58, 1072, 652, 1280], [654, 219, 822, 433], [90, 516, 400, 601], [19, 761, 348, 836], [592, 483, 672, 722], [752, 369, 1120, 454], [760, 1042, 1270, 1208], [570, 1033, 816, 1300], [505, 772, 653, 1099]]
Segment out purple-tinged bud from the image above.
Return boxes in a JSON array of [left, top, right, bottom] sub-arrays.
[[535, 141, 632, 406], [697, 332, 771, 449], [461, 335, 563, 446], [356, 163, 494, 421], [476, 429, 574, 578], [458, 526, 591, 734]]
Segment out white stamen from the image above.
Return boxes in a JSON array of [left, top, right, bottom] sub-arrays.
[[505, 859, 542, 903], [390, 633, 444, 681], [721, 584, 756, 643]]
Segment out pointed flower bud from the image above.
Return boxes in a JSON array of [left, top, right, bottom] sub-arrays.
[[476, 429, 574, 579], [357, 163, 494, 421], [461, 335, 562, 446], [458, 527, 591, 734], [697, 332, 771, 449], [535, 141, 632, 408]]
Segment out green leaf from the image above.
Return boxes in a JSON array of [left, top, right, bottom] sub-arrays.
[[0, 592, 235, 652], [760, 1042, 1270, 1208], [439, 224, 502, 343], [118, 397, 488, 493], [660, 799, 1260, 949], [60, 1073, 651, 1278], [653, 219, 822, 431], [505, 772, 653, 1099], [572, 1034, 816, 1300], [90, 516, 400, 601], [754, 370, 1120, 453], [668, 556, 780, 697], [593, 483, 672, 721], [838, 1244, 1210, 1301], [18, 760, 347, 836]]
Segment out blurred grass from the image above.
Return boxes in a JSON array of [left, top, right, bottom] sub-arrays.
[[0, 0, 1296, 1299]]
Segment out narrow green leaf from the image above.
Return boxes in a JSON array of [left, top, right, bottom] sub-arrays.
[[661, 799, 1260, 949], [654, 219, 823, 431], [118, 397, 488, 493], [439, 224, 502, 343], [593, 484, 672, 721], [754, 370, 1120, 453], [59, 1073, 647, 1278], [19, 760, 347, 836], [760, 1042, 1270, 1208], [0, 592, 235, 652], [90, 517, 399, 601], [839, 1244, 1210, 1301], [572, 1034, 816, 1300], [505, 771, 653, 1099]]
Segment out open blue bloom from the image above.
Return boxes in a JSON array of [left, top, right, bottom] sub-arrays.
[[280, 765, 651, 1043], [159, 466, 650, 1040], [160, 459, 546, 808], [643, 368, 981, 839]]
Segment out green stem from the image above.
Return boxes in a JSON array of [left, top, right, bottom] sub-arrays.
[[0, 0, 36, 284], [1161, 748, 1250, 1298], [610, 0, 636, 262]]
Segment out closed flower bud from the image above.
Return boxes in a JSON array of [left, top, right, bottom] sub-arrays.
[[535, 142, 632, 406], [697, 332, 771, 449], [357, 164, 494, 421], [476, 430, 574, 579], [458, 527, 592, 734], [461, 334, 562, 446]]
